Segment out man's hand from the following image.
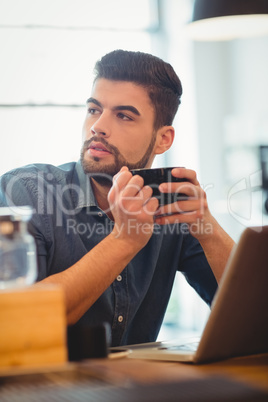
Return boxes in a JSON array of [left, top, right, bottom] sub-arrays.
[[154, 167, 210, 238], [108, 166, 159, 250], [154, 167, 235, 282]]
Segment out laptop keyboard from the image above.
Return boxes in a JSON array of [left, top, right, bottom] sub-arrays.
[[158, 341, 199, 352]]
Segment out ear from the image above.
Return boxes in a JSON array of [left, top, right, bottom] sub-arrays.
[[154, 126, 175, 155]]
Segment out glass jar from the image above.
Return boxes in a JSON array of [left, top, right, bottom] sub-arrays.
[[0, 206, 37, 289]]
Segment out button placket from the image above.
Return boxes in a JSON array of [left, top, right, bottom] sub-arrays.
[[112, 268, 129, 345]]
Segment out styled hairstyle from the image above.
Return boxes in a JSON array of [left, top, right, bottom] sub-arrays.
[[93, 49, 183, 130]]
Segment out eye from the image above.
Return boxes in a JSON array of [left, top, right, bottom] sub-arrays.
[[117, 112, 133, 121], [87, 107, 101, 115]]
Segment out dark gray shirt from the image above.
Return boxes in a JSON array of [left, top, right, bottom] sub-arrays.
[[0, 161, 217, 346]]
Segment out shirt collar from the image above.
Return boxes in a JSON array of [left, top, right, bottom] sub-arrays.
[[74, 161, 97, 209]]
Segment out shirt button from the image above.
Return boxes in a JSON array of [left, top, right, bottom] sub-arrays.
[[116, 275, 122, 282], [98, 212, 103, 217], [118, 315, 123, 323]]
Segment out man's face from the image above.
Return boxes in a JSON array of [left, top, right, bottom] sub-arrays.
[[80, 78, 159, 179]]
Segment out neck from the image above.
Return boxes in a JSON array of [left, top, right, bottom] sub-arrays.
[[91, 178, 113, 219]]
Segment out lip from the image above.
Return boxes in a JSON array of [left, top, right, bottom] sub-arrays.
[[87, 142, 112, 158]]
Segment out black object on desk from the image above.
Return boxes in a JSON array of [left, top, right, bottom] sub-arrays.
[[67, 322, 111, 361]]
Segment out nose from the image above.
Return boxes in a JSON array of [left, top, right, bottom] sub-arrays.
[[90, 112, 110, 138]]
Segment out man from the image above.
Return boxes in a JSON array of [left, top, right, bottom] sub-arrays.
[[0, 50, 234, 346]]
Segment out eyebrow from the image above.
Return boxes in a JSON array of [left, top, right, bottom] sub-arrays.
[[86, 97, 141, 116], [86, 97, 102, 107], [113, 105, 140, 116]]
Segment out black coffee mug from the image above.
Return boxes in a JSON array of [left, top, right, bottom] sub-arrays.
[[130, 167, 188, 206], [67, 323, 111, 361]]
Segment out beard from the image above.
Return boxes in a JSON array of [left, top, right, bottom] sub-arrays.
[[80, 132, 157, 186]]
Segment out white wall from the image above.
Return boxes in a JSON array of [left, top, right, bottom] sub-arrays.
[[0, 0, 153, 176], [158, 2, 268, 340], [192, 36, 268, 241], [153, 0, 200, 173]]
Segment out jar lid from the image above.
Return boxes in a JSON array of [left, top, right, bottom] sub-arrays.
[[0, 206, 33, 222]]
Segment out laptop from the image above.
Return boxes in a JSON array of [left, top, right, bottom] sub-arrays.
[[120, 225, 268, 364]]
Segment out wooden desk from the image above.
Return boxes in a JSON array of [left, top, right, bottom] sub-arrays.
[[0, 354, 268, 401], [84, 353, 268, 391]]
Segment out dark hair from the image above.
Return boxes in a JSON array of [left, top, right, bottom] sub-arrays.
[[93, 49, 183, 130]]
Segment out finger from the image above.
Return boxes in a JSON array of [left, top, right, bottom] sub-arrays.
[[112, 166, 129, 182], [155, 210, 202, 225], [120, 184, 152, 212], [144, 196, 159, 215], [120, 174, 145, 198], [171, 167, 199, 185], [139, 184, 153, 201], [108, 168, 132, 205], [156, 198, 207, 217], [159, 181, 203, 199], [113, 169, 133, 191]]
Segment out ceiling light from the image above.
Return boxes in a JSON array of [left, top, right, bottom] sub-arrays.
[[187, 0, 268, 41]]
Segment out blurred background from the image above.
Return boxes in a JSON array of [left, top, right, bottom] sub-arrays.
[[0, 0, 267, 340]]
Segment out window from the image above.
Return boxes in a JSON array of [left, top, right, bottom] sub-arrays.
[[0, 0, 157, 174]]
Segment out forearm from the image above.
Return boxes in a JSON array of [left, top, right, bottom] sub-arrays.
[[41, 233, 139, 324], [41, 168, 158, 325], [196, 216, 235, 283]]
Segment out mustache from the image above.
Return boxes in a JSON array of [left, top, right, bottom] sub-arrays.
[[82, 136, 121, 157], [83, 137, 119, 156]]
